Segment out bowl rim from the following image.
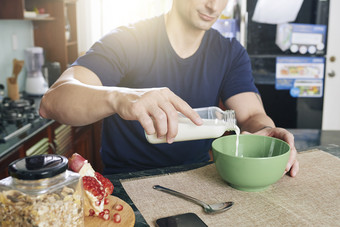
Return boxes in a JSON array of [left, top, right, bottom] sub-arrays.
[[212, 134, 291, 160]]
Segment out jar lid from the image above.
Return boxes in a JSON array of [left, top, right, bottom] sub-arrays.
[[8, 154, 68, 180]]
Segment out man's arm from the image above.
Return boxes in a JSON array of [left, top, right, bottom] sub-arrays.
[[225, 92, 299, 177], [39, 66, 202, 143], [40, 66, 114, 126]]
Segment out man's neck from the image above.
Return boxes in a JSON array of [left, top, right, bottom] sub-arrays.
[[164, 11, 206, 59]]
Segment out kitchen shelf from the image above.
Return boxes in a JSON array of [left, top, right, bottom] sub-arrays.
[[24, 17, 55, 21], [0, 0, 79, 72]]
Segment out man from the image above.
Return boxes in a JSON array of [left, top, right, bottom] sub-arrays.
[[40, 0, 299, 176]]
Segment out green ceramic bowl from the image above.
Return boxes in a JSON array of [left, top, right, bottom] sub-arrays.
[[212, 134, 290, 192]]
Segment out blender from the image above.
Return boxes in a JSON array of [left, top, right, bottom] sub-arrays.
[[25, 47, 48, 95]]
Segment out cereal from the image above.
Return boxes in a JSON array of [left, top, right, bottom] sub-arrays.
[[0, 186, 84, 227]]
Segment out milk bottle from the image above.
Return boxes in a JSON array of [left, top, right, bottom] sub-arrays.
[[145, 106, 239, 144]]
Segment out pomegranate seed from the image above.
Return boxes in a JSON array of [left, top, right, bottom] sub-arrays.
[[95, 200, 101, 206], [93, 190, 99, 196], [104, 198, 109, 205], [102, 213, 110, 220], [88, 209, 95, 216], [113, 213, 121, 223], [97, 194, 104, 201], [99, 211, 104, 217], [113, 204, 123, 211], [103, 209, 110, 214]]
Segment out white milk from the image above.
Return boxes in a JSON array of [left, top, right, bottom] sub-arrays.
[[234, 125, 240, 157], [146, 118, 239, 145]]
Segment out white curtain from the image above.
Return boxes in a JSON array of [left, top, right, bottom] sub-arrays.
[[77, 0, 172, 54]]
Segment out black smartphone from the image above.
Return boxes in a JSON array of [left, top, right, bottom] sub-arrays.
[[155, 213, 208, 227]]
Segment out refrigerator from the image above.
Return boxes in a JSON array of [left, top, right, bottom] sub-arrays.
[[245, 0, 329, 129]]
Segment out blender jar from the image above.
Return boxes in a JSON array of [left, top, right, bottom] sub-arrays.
[[24, 47, 48, 95], [0, 154, 84, 227]]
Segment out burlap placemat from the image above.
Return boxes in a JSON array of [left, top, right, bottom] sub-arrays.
[[121, 149, 340, 226]]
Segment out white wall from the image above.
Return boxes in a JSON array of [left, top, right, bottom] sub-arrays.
[[0, 20, 34, 93]]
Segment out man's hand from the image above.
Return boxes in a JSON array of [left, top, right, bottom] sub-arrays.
[[242, 127, 299, 177], [113, 87, 203, 143]]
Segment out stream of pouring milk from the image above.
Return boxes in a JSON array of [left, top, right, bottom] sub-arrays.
[[233, 125, 240, 157]]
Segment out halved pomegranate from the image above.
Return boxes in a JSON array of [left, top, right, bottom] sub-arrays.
[[68, 153, 114, 217]]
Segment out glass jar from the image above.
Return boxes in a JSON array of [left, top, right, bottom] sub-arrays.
[[145, 106, 239, 144], [0, 154, 84, 227]]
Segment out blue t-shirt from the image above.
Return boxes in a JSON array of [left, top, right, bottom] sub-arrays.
[[73, 15, 258, 174]]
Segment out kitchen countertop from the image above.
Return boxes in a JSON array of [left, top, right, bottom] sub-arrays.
[[289, 128, 340, 151], [106, 135, 340, 226], [0, 117, 54, 158]]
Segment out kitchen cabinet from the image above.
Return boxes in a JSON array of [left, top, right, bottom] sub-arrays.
[[322, 0, 340, 130], [0, 147, 24, 179], [73, 121, 104, 173], [0, 121, 103, 178], [72, 125, 94, 164], [0, 0, 79, 72], [92, 120, 104, 172], [53, 121, 103, 171]]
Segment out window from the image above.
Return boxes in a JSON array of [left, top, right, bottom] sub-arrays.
[[77, 0, 172, 53]]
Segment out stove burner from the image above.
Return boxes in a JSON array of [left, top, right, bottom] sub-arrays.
[[2, 109, 24, 123], [0, 98, 40, 143], [2, 98, 33, 108]]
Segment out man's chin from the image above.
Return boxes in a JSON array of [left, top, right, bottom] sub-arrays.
[[197, 20, 217, 31], [198, 24, 215, 31]]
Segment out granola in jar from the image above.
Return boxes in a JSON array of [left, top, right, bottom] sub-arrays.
[[0, 155, 84, 227]]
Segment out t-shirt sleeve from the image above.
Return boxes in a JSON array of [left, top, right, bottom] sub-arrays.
[[72, 27, 139, 86], [219, 39, 258, 103]]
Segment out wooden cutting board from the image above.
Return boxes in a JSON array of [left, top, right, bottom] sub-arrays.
[[85, 195, 135, 227]]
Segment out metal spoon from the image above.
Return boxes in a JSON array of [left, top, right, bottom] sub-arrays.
[[153, 185, 234, 214]]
